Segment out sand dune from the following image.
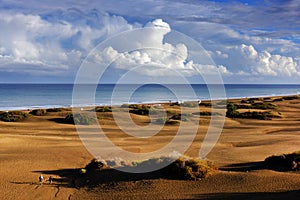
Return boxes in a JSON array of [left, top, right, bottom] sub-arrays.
[[1, 96, 300, 199]]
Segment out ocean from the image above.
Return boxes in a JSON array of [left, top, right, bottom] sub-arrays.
[[0, 84, 299, 111]]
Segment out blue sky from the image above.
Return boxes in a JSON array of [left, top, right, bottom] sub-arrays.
[[0, 0, 299, 83]]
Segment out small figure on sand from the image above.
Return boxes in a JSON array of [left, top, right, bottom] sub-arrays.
[[49, 176, 53, 184], [39, 175, 43, 185]]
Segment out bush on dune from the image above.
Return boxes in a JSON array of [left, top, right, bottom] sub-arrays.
[[63, 113, 97, 125], [164, 157, 217, 180], [46, 108, 71, 112], [226, 102, 280, 120], [85, 159, 108, 172], [154, 117, 180, 125], [94, 106, 112, 112], [264, 151, 300, 171], [30, 109, 47, 116], [129, 105, 158, 116], [82, 156, 216, 181], [0, 111, 29, 122], [282, 95, 299, 100], [129, 156, 217, 180]]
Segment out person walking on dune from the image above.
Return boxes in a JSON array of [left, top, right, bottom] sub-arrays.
[[39, 175, 43, 185]]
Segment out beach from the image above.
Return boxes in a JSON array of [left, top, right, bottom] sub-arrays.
[[1, 95, 300, 199]]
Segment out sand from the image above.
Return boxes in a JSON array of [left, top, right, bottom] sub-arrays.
[[1, 96, 300, 199]]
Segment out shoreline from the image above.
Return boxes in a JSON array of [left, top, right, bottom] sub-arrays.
[[1, 93, 299, 112]]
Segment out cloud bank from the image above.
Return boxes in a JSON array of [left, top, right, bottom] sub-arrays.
[[0, 1, 299, 83]]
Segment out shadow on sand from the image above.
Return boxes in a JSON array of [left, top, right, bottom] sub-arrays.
[[193, 190, 300, 200], [219, 161, 266, 172], [32, 167, 178, 189]]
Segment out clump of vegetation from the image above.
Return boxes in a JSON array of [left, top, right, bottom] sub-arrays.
[[251, 102, 277, 110], [246, 97, 263, 103], [201, 102, 212, 107], [238, 111, 279, 120], [131, 156, 216, 180], [94, 106, 112, 112], [226, 103, 239, 118], [264, 151, 300, 171], [234, 102, 277, 110], [129, 105, 158, 115], [194, 111, 213, 116], [282, 95, 300, 100], [226, 103, 280, 120], [180, 102, 199, 108], [30, 109, 47, 116], [46, 108, 71, 112], [155, 117, 180, 125], [272, 98, 284, 102], [84, 159, 108, 173], [169, 102, 180, 106], [0, 111, 29, 122], [164, 157, 217, 180], [120, 104, 130, 108], [64, 113, 97, 125], [169, 113, 190, 121]]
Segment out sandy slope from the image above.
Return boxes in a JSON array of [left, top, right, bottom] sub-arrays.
[[1, 96, 300, 199]]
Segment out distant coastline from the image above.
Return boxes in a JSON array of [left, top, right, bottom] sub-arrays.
[[0, 84, 299, 111]]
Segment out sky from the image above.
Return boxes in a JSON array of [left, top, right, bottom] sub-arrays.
[[0, 0, 300, 84]]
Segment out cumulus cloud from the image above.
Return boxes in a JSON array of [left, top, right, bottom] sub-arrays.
[[234, 44, 300, 77], [0, 10, 135, 76], [0, 1, 299, 83], [87, 19, 228, 79]]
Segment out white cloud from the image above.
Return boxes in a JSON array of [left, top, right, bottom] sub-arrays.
[[0, 1, 299, 83], [233, 44, 300, 77], [0, 11, 135, 75], [87, 19, 230, 79]]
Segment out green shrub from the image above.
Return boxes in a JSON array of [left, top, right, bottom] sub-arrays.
[[154, 117, 180, 125], [64, 113, 97, 125], [282, 95, 299, 100], [272, 98, 284, 102], [165, 157, 217, 180], [238, 111, 274, 120], [30, 109, 47, 116], [251, 102, 277, 110], [226, 103, 239, 118], [241, 100, 248, 104], [46, 108, 71, 112], [234, 102, 277, 110], [128, 104, 142, 109], [0, 111, 29, 122], [180, 102, 199, 108], [95, 106, 112, 112], [169, 102, 180, 106], [201, 102, 212, 107], [130, 105, 157, 115]]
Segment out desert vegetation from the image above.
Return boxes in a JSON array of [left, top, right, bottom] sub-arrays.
[[46, 108, 71, 112], [226, 102, 281, 120], [264, 151, 300, 171], [94, 106, 112, 112], [0, 111, 29, 122], [63, 113, 97, 125], [29, 109, 47, 116], [81, 156, 216, 182]]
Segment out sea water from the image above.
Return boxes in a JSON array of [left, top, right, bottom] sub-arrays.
[[0, 84, 299, 111]]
